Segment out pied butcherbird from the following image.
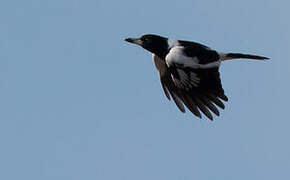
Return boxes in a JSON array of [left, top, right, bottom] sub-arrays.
[[125, 34, 268, 120]]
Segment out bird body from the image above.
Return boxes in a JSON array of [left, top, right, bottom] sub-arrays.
[[125, 34, 268, 120]]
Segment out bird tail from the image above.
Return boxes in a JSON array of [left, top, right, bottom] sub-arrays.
[[220, 52, 269, 61]]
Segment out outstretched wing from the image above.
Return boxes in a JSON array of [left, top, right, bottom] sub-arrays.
[[153, 53, 228, 120], [153, 54, 186, 113]]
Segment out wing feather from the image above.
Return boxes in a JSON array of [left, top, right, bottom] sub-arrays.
[[205, 93, 225, 109], [199, 95, 220, 116], [154, 54, 185, 112], [160, 81, 171, 100], [168, 91, 185, 113], [153, 54, 227, 120], [181, 94, 201, 118], [194, 97, 213, 120]]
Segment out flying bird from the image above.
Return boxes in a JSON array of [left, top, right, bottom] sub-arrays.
[[125, 34, 268, 120]]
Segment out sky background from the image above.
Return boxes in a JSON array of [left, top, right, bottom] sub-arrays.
[[0, 0, 289, 179]]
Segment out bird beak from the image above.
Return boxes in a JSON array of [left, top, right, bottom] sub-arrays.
[[125, 37, 143, 46]]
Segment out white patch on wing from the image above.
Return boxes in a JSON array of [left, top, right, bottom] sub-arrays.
[[167, 39, 180, 49], [171, 69, 200, 90], [166, 46, 200, 68], [165, 46, 221, 69]]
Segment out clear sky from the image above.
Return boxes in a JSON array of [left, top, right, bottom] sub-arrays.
[[0, 0, 289, 179]]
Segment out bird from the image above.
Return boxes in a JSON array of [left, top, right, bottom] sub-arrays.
[[125, 34, 268, 120]]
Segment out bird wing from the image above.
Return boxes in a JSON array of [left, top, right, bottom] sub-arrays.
[[153, 54, 186, 113], [153, 46, 228, 120]]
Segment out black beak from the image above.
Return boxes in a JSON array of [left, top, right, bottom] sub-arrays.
[[125, 37, 143, 46], [125, 38, 135, 43]]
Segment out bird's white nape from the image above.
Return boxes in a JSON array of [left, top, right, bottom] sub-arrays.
[[167, 39, 180, 49]]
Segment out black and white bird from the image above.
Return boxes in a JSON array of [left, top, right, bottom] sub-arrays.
[[125, 34, 268, 120]]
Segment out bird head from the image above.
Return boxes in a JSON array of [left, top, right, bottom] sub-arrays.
[[125, 34, 168, 58]]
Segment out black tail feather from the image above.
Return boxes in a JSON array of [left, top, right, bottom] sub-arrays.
[[226, 53, 269, 60]]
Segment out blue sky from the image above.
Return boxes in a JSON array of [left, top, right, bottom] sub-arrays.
[[0, 0, 289, 179]]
